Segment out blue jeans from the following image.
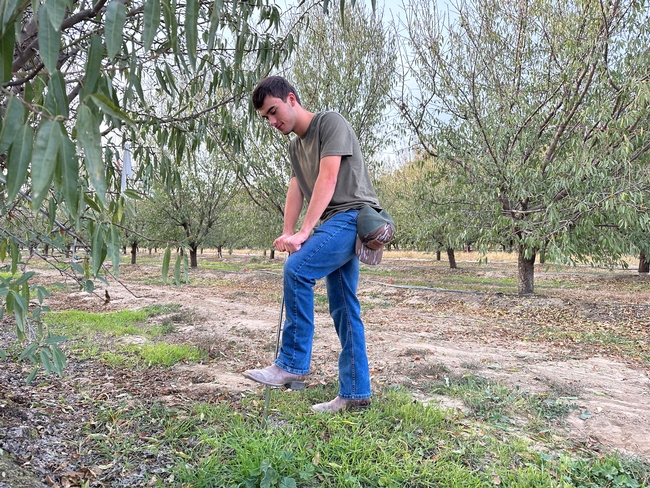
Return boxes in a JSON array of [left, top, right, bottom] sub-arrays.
[[275, 210, 371, 400]]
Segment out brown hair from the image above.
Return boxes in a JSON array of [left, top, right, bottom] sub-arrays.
[[252, 76, 301, 109]]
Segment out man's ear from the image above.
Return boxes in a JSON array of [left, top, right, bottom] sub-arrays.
[[287, 92, 297, 106]]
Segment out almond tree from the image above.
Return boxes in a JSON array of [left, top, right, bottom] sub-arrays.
[[399, 0, 650, 294], [0, 0, 292, 376]]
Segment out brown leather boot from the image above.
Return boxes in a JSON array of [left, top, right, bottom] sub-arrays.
[[242, 364, 306, 388], [311, 396, 371, 413]]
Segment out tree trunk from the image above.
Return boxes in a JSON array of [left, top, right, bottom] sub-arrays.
[[640, 252, 649, 274], [517, 249, 536, 295], [436, 250, 441, 261], [130, 243, 137, 264], [190, 245, 198, 268], [270, 249, 275, 260], [447, 248, 457, 269], [44, 243, 49, 255], [217, 245, 223, 258]]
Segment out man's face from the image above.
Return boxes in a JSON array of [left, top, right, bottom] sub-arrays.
[[257, 94, 296, 135]]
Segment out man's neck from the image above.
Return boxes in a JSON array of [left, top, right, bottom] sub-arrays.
[[293, 107, 315, 138]]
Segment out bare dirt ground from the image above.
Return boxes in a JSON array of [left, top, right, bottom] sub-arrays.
[[1, 252, 650, 487]]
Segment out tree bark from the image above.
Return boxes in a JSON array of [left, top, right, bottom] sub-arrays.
[[130, 243, 137, 264], [639, 252, 649, 274], [447, 248, 457, 269], [517, 249, 536, 295], [190, 245, 198, 268], [270, 249, 275, 260], [436, 250, 441, 261]]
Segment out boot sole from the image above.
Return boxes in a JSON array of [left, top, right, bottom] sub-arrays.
[[242, 372, 306, 390]]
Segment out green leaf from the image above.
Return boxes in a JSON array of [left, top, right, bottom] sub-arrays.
[[104, 0, 126, 60], [70, 261, 85, 275], [5, 288, 14, 314], [0, 95, 26, 154], [0, 238, 7, 261], [0, 349, 6, 360], [154, 66, 170, 95], [48, 197, 56, 228], [160, 0, 177, 52], [123, 189, 143, 200], [109, 224, 121, 277], [0, 20, 14, 83], [89, 93, 135, 127], [21, 281, 29, 306], [11, 271, 35, 287], [31, 120, 62, 210], [0, 0, 19, 35], [44, 335, 68, 345], [80, 35, 103, 100], [174, 253, 181, 285], [44, 70, 69, 118], [208, 0, 223, 49], [84, 279, 94, 293], [143, 0, 160, 51], [26, 368, 38, 385], [91, 224, 105, 276], [84, 193, 101, 213], [51, 345, 67, 375], [45, 0, 67, 29], [18, 342, 37, 361], [57, 126, 79, 215], [6, 123, 34, 201], [76, 105, 106, 205], [162, 247, 171, 284], [40, 349, 53, 373], [185, 0, 198, 69], [23, 77, 33, 103], [10, 241, 19, 273], [10, 289, 27, 313], [38, 3, 62, 74], [279, 478, 297, 488]]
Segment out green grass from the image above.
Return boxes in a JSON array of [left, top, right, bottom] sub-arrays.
[[80, 386, 650, 488], [44, 304, 206, 367], [98, 343, 206, 368], [129, 343, 207, 366]]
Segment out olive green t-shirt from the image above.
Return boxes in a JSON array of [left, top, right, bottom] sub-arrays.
[[289, 111, 379, 221]]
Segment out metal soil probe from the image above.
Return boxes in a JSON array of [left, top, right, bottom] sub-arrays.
[[262, 294, 306, 425], [262, 293, 285, 425]]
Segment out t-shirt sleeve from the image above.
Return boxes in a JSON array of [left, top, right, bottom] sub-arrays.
[[319, 112, 354, 159]]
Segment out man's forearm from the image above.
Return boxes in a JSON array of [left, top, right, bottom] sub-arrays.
[[283, 178, 303, 234], [298, 156, 341, 236]]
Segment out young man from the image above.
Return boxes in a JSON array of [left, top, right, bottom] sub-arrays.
[[243, 76, 382, 413]]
